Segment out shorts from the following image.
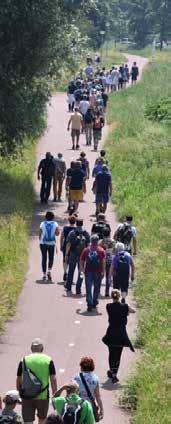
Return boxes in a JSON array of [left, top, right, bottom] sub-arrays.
[[96, 193, 109, 204], [113, 278, 129, 293], [69, 189, 83, 202], [71, 129, 80, 138], [22, 399, 49, 421]]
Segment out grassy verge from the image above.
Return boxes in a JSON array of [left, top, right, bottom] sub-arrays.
[[101, 44, 126, 67], [106, 51, 170, 423], [0, 140, 35, 331]]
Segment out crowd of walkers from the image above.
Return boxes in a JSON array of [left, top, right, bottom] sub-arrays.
[[1, 57, 139, 424]]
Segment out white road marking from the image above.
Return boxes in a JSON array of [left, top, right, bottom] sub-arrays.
[[59, 368, 65, 373], [74, 320, 80, 324], [69, 342, 75, 347]]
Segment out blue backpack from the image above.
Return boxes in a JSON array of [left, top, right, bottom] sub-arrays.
[[43, 222, 55, 243], [86, 249, 100, 270], [115, 253, 129, 283]]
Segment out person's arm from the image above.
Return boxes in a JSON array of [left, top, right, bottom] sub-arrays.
[[92, 179, 96, 194], [39, 228, 42, 240], [94, 384, 104, 420], [87, 163, 90, 179], [37, 161, 42, 180], [50, 375, 57, 395], [66, 176, 71, 189], [55, 227, 60, 237], [109, 262, 114, 280], [52, 384, 68, 398], [109, 179, 112, 197], [67, 117, 72, 131], [80, 250, 86, 273], [16, 361, 22, 391], [132, 236, 137, 255], [131, 258, 135, 281], [128, 305, 136, 314], [65, 241, 71, 262], [101, 257, 105, 279], [60, 231, 64, 251]]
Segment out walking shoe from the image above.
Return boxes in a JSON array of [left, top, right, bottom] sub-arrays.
[[112, 375, 119, 384], [63, 273, 67, 282], [47, 272, 52, 281], [87, 306, 93, 312], [53, 197, 57, 202], [42, 275, 46, 282], [107, 370, 113, 379], [76, 145, 80, 149]]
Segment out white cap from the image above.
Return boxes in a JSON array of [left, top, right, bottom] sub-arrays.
[[5, 390, 21, 404]]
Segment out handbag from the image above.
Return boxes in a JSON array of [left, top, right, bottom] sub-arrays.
[[80, 373, 100, 422]]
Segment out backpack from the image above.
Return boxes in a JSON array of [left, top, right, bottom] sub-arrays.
[[72, 231, 87, 256], [116, 223, 133, 245], [94, 118, 102, 130], [115, 253, 130, 283], [20, 358, 48, 399], [62, 400, 83, 424], [0, 416, 16, 424], [86, 249, 100, 270], [43, 222, 56, 243], [94, 223, 107, 240]]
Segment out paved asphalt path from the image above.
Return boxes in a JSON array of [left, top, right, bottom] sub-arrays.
[[0, 55, 148, 423]]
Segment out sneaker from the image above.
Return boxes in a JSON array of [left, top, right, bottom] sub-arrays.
[[47, 272, 52, 281], [72, 146, 75, 150], [63, 273, 67, 282], [42, 275, 46, 282], [107, 370, 113, 379], [112, 376, 119, 384], [53, 197, 57, 202], [76, 145, 80, 149], [87, 306, 93, 312]]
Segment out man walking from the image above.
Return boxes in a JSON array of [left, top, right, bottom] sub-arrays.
[[114, 215, 137, 255], [110, 242, 135, 302], [53, 153, 66, 202], [16, 338, 57, 424], [80, 235, 105, 312], [92, 164, 112, 215], [131, 62, 139, 84], [67, 108, 83, 150], [65, 219, 90, 294], [67, 161, 86, 212], [37, 152, 55, 204]]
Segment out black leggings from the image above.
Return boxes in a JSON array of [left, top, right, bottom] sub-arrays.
[[40, 244, 55, 273], [108, 346, 123, 376]]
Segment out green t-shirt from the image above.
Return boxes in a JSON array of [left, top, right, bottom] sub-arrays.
[[52, 394, 95, 424]]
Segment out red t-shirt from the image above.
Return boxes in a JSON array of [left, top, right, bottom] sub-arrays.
[[81, 246, 105, 273]]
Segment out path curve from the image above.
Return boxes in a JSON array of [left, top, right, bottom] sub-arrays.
[[0, 55, 148, 423]]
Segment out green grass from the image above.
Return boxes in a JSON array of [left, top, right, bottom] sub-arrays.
[[0, 140, 35, 331], [106, 51, 170, 423], [101, 44, 126, 67]]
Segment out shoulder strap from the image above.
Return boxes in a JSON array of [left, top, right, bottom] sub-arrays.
[[79, 373, 94, 402]]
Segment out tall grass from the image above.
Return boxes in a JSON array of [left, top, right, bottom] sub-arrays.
[[106, 51, 170, 423], [0, 140, 35, 331]]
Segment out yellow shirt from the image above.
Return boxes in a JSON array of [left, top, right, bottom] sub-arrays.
[[70, 112, 82, 130]]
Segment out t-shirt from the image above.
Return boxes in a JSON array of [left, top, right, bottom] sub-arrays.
[[74, 372, 99, 400], [17, 359, 56, 376], [70, 112, 83, 130], [69, 168, 85, 190], [93, 116, 104, 131], [102, 93, 108, 107], [40, 221, 58, 245], [79, 100, 90, 115], [52, 394, 95, 424], [81, 246, 105, 272], [95, 171, 111, 194], [38, 158, 55, 178], [107, 302, 129, 329], [53, 158, 66, 175], [85, 65, 94, 76], [62, 225, 76, 252]]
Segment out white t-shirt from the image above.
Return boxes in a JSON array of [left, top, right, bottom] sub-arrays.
[[40, 221, 58, 245], [74, 372, 99, 400], [79, 100, 90, 116]]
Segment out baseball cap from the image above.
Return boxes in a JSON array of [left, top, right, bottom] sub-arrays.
[[5, 390, 21, 404], [31, 338, 44, 348]]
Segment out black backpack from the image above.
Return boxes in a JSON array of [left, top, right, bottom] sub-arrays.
[[72, 231, 87, 256], [94, 223, 108, 240], [0, 415, 16, 424], [62, 400, 84, 424], [116, 223, 133, 245], [115, 253, 130, 283]]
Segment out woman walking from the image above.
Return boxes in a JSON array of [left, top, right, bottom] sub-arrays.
[[39, 211, 60, 281], [102, 289, 135, 383]]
